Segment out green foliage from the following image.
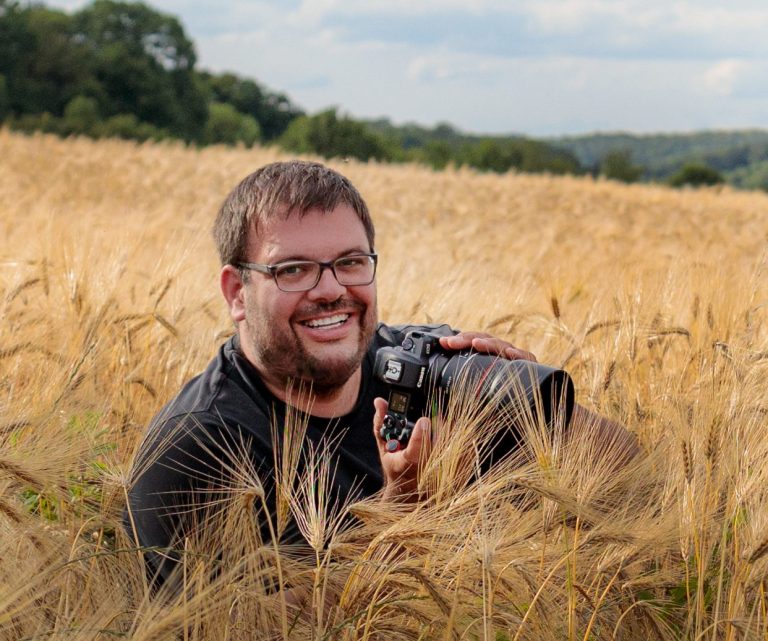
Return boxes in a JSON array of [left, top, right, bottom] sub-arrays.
[[463, 138, 524, 173], [458, 137, 582, 175], [9, 110, 61, 134], [0, 0, 304, 146], [98, 113, 168, 141], [21, 486, 59, 521], [72, 0, 207, 140], [599, 149, 644, 183], [366, 118, 466, 150], [62, 94, 99, 134], [280, 108, 392, 162], [416, 140, 454, 169], [668, 162, 725, 188], [366, 117, 583, 176], [204, 101, 261, 146], [200, 71, 303, 141], [727, 159, 768, 192], [0, 73, 8, 119], [2, 4, 94, 117], [553, 130, 768, 187]]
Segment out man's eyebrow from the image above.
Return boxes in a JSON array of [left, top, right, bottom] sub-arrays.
[[269, 246, 372, 263]]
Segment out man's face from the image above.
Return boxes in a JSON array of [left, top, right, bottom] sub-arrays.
[[237, 204, 377, 395]]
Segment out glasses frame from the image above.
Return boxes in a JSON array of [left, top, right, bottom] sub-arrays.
[[236, 252, 378, 292]]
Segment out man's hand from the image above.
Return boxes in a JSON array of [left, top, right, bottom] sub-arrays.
[[373, 397, 432, 502], [439, 331, 537, 362]]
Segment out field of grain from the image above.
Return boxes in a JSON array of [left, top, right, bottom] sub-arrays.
[[1, 128, 768, 640]]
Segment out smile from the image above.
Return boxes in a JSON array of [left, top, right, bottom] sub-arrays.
[[301, 313, 350, 329]]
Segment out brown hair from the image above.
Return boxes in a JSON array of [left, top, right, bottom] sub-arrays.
[[212, 160, 375, 266]]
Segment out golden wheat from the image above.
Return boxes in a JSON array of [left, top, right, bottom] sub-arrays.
[[2, 128, 768, 639]]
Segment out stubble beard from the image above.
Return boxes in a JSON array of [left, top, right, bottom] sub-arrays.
[[245, 298, 377, 398]]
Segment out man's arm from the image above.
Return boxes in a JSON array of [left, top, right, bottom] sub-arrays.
[[566, 403, 640, 468], [125, 415, 278, 591]]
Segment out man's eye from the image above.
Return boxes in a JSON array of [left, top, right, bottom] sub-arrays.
[[276, 263, 310, 277], [335, 256, 366, 270]]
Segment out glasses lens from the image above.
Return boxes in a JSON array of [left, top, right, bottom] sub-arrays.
[[273, 261, 320, 291], [333, 255, 376, 286]]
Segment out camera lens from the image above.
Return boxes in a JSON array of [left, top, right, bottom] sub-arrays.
[[431, 353, 573, 430]]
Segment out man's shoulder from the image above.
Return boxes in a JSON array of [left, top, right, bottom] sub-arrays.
[[145, 335, 272, 442], [374, 321, 457, 348], [154, 337, 237, 419]]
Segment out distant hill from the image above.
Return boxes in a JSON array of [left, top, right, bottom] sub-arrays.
[[548, 130, 768, 190]]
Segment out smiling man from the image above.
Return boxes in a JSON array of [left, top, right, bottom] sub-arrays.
[[221, 198, 379, 415], [125, 160, 631, 589]]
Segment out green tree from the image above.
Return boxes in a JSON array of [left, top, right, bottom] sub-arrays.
[[0, 4, 96, 118], [279, 109, 391, 162], [98, 113, 167, 141], [0, 74, 8, 120], [599, 149, 644, 183], [201, 71, 302, 141], [62, 95, 99, 134], [668, 162, 725, 187], [72, 0, 207, 140], [463, 139, 524, 173], [0, 1, 34, 114], [204, 102, 260, 146], [518, 139, 582, 174], [418, 140, 453, 170]]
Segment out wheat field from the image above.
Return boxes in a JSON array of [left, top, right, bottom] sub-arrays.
[[1, 128, 768, 640]]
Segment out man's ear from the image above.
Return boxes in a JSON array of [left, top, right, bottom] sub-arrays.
[[220, 265, 246, 323]]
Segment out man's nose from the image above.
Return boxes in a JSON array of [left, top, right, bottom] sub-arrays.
[[307, 264, 346, 300]]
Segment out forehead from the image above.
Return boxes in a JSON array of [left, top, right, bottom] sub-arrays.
[[248, 204, 370, 261]]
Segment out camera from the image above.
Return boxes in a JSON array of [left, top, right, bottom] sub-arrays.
[[373, 330, 575, 455]]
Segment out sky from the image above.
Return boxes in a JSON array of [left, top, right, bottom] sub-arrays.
[[46, 0, 768, 137]]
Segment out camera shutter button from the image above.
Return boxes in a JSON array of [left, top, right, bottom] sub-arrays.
[[402, 337, 414, 350]]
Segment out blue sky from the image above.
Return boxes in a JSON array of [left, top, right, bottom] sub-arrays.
[[47, 0, 768, 136]]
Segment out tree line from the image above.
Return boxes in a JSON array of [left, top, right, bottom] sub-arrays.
[[1, 0, 753, 189], [0, 0, 301, 145], [0, 0, 594, 179], [553, 131, 768, 191]]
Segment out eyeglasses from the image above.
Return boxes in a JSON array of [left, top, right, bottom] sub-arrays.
[[237, 253, 378, 292]]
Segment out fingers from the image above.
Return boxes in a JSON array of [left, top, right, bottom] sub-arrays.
[[439, 332, 537, 362], [373, 397, 432, 501], [373, 397, 432, 461], [501, 345, 537, 362], [372, 396, 389, 456]]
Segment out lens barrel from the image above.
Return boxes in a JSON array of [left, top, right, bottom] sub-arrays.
[[433, 353, 574, 428]]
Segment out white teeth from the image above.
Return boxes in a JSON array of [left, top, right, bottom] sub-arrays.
[[305, 314, 349, 328]]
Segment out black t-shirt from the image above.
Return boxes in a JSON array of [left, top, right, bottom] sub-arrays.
[[125, 322, 454, 586]]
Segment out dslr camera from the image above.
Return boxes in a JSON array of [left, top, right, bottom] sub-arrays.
[[373, 330, 575, 454]]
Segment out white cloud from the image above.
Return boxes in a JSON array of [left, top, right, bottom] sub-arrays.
[[703, 60, 748, 97], [702, 60, 768, 99], [522, 0, 634, 33], [406, 52, 508, 82]]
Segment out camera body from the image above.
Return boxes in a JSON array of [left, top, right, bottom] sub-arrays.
[[373, 330, 574, 454]]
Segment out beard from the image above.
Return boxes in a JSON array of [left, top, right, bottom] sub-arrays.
[[244, 296, 377, 398]]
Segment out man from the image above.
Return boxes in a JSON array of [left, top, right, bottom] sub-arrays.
[[126, 160, 634, 588]]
